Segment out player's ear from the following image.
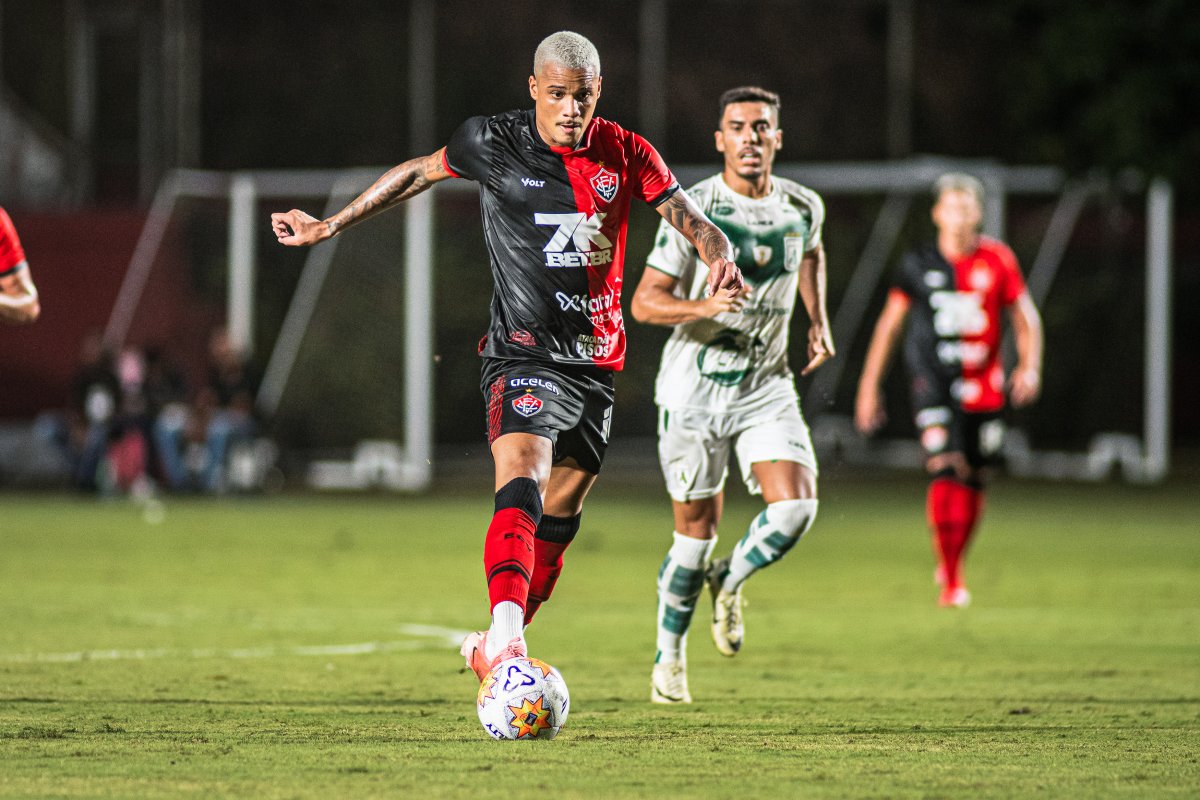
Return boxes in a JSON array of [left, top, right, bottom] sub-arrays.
[[775, 129, 783, 151], [714, 129, 726, 154], [528, 75, 538, 101], [594, 75, 602, 100]]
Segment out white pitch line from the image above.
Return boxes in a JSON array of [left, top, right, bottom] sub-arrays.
[[0, 623, 474, 665]]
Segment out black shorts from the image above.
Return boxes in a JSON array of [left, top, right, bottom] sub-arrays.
[[480, 357, 615, 475], [914, 405, 1005, 470]]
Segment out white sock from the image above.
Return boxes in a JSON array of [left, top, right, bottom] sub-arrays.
[[486, 601, 525, 660], [722, 499, 818, 593], [655, 532, 717, 664]]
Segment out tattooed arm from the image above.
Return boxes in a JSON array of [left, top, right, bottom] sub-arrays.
[[654, 190, 743, 295], [272, 149, 453, 246]]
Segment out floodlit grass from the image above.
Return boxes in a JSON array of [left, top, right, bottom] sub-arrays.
[[1, 472, 1197, 798]]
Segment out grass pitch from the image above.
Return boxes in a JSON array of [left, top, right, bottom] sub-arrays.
[[1, 470, 1197, 798]]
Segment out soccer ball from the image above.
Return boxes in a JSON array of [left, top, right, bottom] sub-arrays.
[[476, 656, 570, 740]]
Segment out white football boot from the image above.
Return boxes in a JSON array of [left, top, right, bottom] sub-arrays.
[[706, 557, 744, 657], [650, 661, 692, 704]]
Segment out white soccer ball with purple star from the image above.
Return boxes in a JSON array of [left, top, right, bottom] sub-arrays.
[[476, 655, 570, 740]]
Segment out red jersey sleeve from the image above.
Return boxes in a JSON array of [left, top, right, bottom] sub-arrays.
[[0, 207, 27, 275], [992, 239, 1026, 306], [628, 132, 678, 207]]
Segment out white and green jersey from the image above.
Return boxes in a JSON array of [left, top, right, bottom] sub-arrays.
[[646, 174, 824, 413]]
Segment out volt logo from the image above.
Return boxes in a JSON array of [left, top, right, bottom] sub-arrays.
[[534, 212, 614, 268], [521, 177, 545, 188]]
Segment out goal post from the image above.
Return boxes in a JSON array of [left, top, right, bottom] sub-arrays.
[[104, 159, 1174, 488]]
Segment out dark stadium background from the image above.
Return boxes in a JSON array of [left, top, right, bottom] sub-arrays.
[[1, 0, 1196, 469]]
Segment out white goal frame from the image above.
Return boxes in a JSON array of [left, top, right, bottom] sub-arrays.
[[104, 158, 1173, 488]]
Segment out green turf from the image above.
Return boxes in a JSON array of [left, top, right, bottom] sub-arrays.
[[1, 473, 1197, 798]]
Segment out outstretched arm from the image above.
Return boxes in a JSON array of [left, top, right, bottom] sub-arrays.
[[798, 244, 834, 375], [854, 292, 910, 434], [1008, 290, 1043, 407], [272, 148, 453, 246], [655, 190, 743, 296], [0, 262, 40, 324]]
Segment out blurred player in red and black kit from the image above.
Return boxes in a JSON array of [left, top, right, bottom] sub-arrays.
[[273, 32, 743, 677], [855, 173, 1042, 607], [0, 206, 41, 324]]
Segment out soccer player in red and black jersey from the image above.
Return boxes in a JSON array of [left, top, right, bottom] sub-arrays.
[[854, 173, 1042, 608], [0, 206, 40, 325], [272, 32, 743, 677]]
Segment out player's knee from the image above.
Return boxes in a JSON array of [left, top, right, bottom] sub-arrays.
[[927, 452, 969, 481], [495, 477, 543, 520], [535, 513, 580, 546], [672, 497, 720, 538], [768, 498, 819, 540]]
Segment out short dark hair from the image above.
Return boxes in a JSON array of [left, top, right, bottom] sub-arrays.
[[718, 86, 781, 125]]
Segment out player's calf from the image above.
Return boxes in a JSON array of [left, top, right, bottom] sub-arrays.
[[721, 499, 817, 592], [712, 499, 818, 655], [654, 532, 716, 672], [525, 513, 581, 625]]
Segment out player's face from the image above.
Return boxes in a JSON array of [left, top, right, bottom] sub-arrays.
[[932, 189, 983, 238], [715, 102, 781, 179], [529, 63, 602, 149]]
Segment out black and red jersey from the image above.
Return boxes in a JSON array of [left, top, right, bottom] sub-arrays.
[[0, 207, 27, 276], [443, 109, 678, 371], [890, 236, 1026, 413]]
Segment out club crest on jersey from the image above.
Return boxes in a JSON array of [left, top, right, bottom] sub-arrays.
[[752, 245, 773, 267], [512, 392, 543, 417], [590, 166, 619, 203]]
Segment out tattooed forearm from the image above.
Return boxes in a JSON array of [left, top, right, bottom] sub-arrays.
[[326, 151, 446, 236], [696, 223, 732, 265], [657, 192, 734, 265]]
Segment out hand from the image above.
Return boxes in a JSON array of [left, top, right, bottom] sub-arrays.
[[854, 386, 886, 435], [801, 323, 835, 376], [706, 257, 744, 296], [1009, 367, 1041, 408], [272, 209, 331, 246], [701, 286, 747, 318]]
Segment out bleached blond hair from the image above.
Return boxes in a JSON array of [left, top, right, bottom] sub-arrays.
[[533, 31, 601, 76], [933, 172, 985, 205]]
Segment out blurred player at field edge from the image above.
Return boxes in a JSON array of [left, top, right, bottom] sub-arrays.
[[0, 206, 41, 324], [854, 173, 1042, 607], [272, 32, 742, 682], [632, 87, 833, 703]]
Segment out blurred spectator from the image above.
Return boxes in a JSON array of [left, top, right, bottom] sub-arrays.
[[200, 328, 260, 492], [156, 327, 260, 493], [145, 347, 195, 491], [60, 328, 120, 491]]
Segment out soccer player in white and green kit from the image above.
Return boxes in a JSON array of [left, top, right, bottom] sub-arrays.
[[631, 87, 834, 703]]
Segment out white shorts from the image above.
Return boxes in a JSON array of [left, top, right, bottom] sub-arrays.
[[656, 401, 818, 502]]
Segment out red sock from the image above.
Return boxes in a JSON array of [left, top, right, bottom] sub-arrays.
[[525, 539, 568, 624], [927, 478, 975, 589], [524, 513, 581, 625], [484, 479, 541, 612], [962, 486, 985, 553]]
